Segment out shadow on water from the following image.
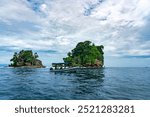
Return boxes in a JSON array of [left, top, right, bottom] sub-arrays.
[[10, 68, 37, 76], [1, 67, 150, 99], [2, 67, 106, 99], [53, 68, 105, 78], [53, 68, 105, 99]]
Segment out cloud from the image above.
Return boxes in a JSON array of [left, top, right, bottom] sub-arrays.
[[123, 55, 150, 58], [0, 0, 42, 23], [0, 0, 150, 60]]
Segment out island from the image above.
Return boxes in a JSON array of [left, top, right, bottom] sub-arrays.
[[50, 41, 104, 71], [9, 50, 45, 68]]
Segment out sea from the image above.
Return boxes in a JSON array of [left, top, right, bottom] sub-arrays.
[[0, 64, 150, 100]]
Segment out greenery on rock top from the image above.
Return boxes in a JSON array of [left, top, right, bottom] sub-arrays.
[[10, 50, 44, 68], [63, 41, 104, 67]]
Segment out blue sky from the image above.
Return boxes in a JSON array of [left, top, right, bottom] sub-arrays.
[[0, 0, 150, 67]]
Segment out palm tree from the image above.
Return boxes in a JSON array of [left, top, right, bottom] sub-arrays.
[[10, 52, 18, 66], [34, 52, 39, 59]]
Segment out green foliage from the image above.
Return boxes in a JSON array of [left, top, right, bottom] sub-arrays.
[[63, 41, 104, 67], [10, 50, 39, 67], [96, 45, 104, 64]]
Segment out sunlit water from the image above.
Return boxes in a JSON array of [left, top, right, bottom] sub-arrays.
[[0, 66, 150, 100]]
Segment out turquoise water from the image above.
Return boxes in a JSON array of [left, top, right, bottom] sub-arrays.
[[0, 66, 150, 100]]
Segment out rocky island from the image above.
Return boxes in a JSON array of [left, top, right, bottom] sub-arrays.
[[9, 50, 45, 68], [51, 41, 104, 71]]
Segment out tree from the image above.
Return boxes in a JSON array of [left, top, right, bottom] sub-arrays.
[[63, 41, 104, 67], [10, 52, 18, 66], [96, 45, 104, 64], [34, 52, 39, 59], [10, 50, 42, 67]]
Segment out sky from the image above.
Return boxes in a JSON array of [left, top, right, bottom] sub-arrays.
[[0, 0, 150, 67]]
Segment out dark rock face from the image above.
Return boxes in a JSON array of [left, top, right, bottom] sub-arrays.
[[9, 59, 45, 68], [9, 50, 45, 68], [34, 59, 45, 68]]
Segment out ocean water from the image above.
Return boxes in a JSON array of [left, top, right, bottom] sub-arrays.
[[0, 66, 150, 100]]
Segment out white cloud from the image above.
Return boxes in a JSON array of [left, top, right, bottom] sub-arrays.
[[0, 0, 150, 58], [0, 0, 42, 23]]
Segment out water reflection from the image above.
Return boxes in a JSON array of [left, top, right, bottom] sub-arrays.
[[1, 67, 150, 99], [73, 69, 105, 99], [2, 68, 106, 99], [52, 68, 105, 99], [10, 68, 38, 77]]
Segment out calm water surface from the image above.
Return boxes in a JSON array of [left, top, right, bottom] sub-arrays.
[[0, 66, 150, 100]]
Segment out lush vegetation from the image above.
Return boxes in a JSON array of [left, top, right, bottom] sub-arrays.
[[10, 50, 44, 67], [63, 41, 104, 67]]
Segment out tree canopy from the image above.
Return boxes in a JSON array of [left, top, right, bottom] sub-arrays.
[[10, 50, 44, 67], [63, 41, 104, 67]]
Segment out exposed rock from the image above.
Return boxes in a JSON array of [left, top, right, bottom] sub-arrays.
[[95, 59, 103, 67]]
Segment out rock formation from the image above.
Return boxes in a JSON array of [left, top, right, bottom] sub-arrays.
[[9, 50, 45, 68]]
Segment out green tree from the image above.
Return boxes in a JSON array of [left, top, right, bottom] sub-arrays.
[[34, 52, 39, 59], [96, 45, 104, 64], [63, 41, 104, 67], [10, 52, 18, 66], [10, 50, 41, 67]]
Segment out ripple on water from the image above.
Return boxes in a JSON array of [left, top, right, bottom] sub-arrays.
[[0, 67, 150, 99]]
